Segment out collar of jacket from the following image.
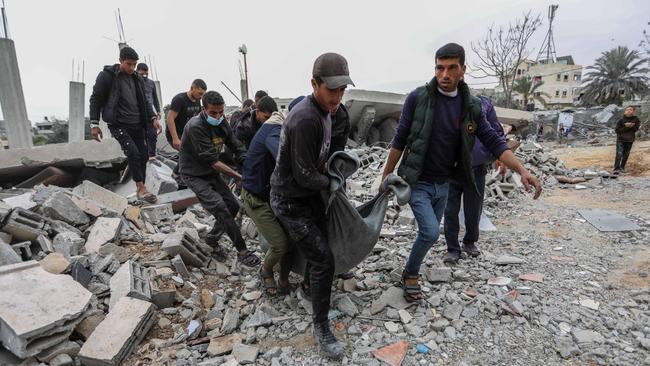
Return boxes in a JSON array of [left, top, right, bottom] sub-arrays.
[[308, 94, 330, 116], [265, 111, 285, 125]]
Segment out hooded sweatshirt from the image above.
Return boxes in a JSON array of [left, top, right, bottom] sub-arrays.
[[242, 112, 285, 200], [615, 115, 641, 143]]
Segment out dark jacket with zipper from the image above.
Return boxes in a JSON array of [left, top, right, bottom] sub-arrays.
[[615, 116, 640, 143], [233, 109, 262, 149], [179, 112, 247, 178], [89, 64, 155, 126]]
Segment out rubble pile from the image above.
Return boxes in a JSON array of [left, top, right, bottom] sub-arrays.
[[0, 145, 648, 366]]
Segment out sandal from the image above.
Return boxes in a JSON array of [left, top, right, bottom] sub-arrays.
[[259, 267, 277, 296], [277, 280, 295, 296], [238, 250, 261, 267], [137, 192, 157, 204], [401, 271, 424, 302]]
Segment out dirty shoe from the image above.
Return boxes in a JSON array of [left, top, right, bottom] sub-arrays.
[[313, 321, 344, 360], [443, 251, 461, 264], [462, 242, 481, 257]]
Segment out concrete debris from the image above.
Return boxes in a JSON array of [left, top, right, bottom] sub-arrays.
[[0, 240, 22, 265], [41, 191, 90, 226], [233, 343, 259, 364], [0, 261, 92, 358], [53, 231, 85, 258], [73, 180, 128, 216], [207, 333, 242, 356], [145, 161, 178, 196], [40, 252, 71, 274], [2, 192, 37, 210], [108, 260, 152, 310], [78, 297, 155, 366], [85, 217, 122, 253], [140, 203, 174, 224], [2, 208, 48, 241], [162, 231, 210, 267]]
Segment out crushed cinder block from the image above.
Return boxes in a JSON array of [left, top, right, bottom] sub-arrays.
[[73, 180, 128, 216], [145, 162, 178, 196], [0, 201, 11, 222], [171, 254, 191, 279], [1, 208, 48, 241], [70, 261, 92, 288], [0, 261, 92, 358], [157, 189, 199, 213], [41, 191, 90, 226], [78, 297, 155, 366], [53, 232, 85, 258], [2, 192, 37, 210], [36, 234, 54, 254], [161, 232, 210, 267], [140, 203, 174, 224], [149, 272, 176, 309], [425, 267, 452, 283], [11, 241, 32, 260], [109, 260, 152, 310], [85, 217, 123, 253], [0, 241, 22, 266]]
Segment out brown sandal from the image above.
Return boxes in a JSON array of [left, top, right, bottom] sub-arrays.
[[401, 271, 424, 302], [259, 267, 277, 296]]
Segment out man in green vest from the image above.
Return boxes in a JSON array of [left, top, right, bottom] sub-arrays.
[[381, 43, 542, 302]]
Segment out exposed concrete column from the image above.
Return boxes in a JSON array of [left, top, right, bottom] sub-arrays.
[[0, 38, 32, 149], [354, 106, 376, 145], [68, 81, 85, 142]]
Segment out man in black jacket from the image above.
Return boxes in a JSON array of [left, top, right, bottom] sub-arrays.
[[136, 63, 162, 159], [89, 46, 157, 203], [234, 96, 275, 149], [613, 106, 641, 174], [179, 91, 260, 267], [288, 95, 350, 154], [270, 53, 354, 360]]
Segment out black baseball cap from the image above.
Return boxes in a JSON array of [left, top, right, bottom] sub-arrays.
[[312, 53, 355, 89]]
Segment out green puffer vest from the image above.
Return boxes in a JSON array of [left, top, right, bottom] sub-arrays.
[[396, 78, 481, 193]]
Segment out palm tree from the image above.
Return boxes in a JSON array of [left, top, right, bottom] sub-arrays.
[[580, 46, 650, 106], [512, 75, 549, 109]]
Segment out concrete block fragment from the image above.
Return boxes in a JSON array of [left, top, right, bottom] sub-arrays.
[[0, 261, 92, 358], [140, 203, 174, 224], [157, 189, 199, 213], [36, 234, 54, 254], [109, 260, 152, 311], [0, 241, 22, 265], [161, 232, 210, 267], [1, 208, 47, 242], [425, 267, 452, 283], [41, 191, 89, 226], [36, 340, 80, 363], [171, 255, 191, 279], [78, 297, 155, 366], [11, 241, 32, 260], [72, 180, 128, 216], [69, 194, 104, 217], [70, 261, 92, 288], [85, 217, 123, 253], [52, 232, 85, 258], [2, 192, 36, 210], [0, 201, 12, 222], [150, 274, 176, 309], [145, 162, 178, 196]]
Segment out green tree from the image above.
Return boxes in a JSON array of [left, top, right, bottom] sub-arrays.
[[581, 46, 650, 106], [512, 75, 549, 109]]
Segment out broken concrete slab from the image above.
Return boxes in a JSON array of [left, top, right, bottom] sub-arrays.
[[78, 297, 155, 366], [171, 255, 191, 279], [156, 189, 199, 213], [69, 194, 103, 217], [85, 217, 123, 253], [578, 208, 642, 232], [494, 255, 525, 265], [72, 180, 128, 216], [161, 232, 210, 267], [144, 161, 178, 196], [73, 312, 105, 340], [140, 203, 174, 225], [518, 273, 544, 283], [372, 340, 408, 366], [1, 208, 47, 241], [11, 241, 32, 260], [2, 192, 37, 211], [425, 267, 452, 283], [0, 261, 92, 358], [0, 241, 22, 266], [36, 340, 80, 363], [232, 343, 259, 364], [207, 333, 242, 356], [36, 234, 54, 254], [0, 201, 11, 222], [53, 232, 85, 258], [70, 261, 92, 288], [41, 191, 89, 226], [109, 260, 152, 311]]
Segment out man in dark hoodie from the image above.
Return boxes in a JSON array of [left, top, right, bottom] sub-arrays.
[[288, 95, 350, 154], [240, 97, 291, 296], [136, 63, 162, 159], [234, 95, 275, 149], [270, 53, 354, 360], [613, 106, 641, 174], [179, 91, 260, 266], [89, 46, 157, 203]]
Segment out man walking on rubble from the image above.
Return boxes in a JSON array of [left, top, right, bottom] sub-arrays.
[[240, 96, 292, 296], [89, 46, 158, 203], [234, 94, 277, 149], [613, 106, 641, 175], [443, 96, 506, 263], [381, 43, 542, 303], [270, 53, 354, 360], [179, 91, 261, 267], [136, 63, 162, 159]]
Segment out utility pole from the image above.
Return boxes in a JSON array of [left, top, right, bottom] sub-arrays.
[[238, 44, 249, 102], [536, 5, 559, 64]]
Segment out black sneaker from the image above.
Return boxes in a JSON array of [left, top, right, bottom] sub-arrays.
[[462, 242, 481, 257], [312, 321, 344, 360], [613, 170, 621, 176], [443, 251, 461, 264]]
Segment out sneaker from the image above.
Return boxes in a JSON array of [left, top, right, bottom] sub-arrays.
[[462, 242, 481, 257], [613, 170, 621, 176], [312, 321, 344, 360], [443, 251, 461, 264]]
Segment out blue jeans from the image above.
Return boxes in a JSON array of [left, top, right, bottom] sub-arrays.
[[443, 165, 487, 254], [405, 181, 449, 275]]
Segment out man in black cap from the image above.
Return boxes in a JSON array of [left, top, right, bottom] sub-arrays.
[[381, 43, 542, 302], [136, 63, 162, 159], [270, 53, 354, 360], [89, 46, 158, 202]]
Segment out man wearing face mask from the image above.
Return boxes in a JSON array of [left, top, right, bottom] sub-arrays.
[[179, 91, 261, 267], [270, 53, 354, 360]]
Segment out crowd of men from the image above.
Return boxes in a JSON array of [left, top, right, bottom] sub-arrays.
[[89, 43, 542, 360]]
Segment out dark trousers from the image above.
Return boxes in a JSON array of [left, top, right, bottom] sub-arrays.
[[108, 124, 148, 183], [271, 192, 334, 323], [443, 165, 487, 254], [614, 141, 634, 171], [183, 172, 246, 251], [146, 123, 157, 158]]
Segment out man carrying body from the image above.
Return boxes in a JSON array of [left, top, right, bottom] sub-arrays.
[[136, 63, 162, 159], [443, 96, 506, 263], [240, 97, 291, 296], [270, 53, 354, 360], [613, 106, 641, 175], [381, 43, 542, 302], [89, 46, 157, 203], [167, 79, 207, 151], [179, 91, 260, 266]]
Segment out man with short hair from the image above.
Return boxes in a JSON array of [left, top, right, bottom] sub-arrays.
[[136, 63, 162, 159], [229, 99, 254, 126], [179, 91, 260, 266], [89, 46, 157, 203], [270, 53, 354, 360], [167, 79, 207, 151], [443, 96, 505, 261], [381, 43, 542, 302], [254, 90, 268, 108], [613, 106, 640, 174], [235, 96, 276, 148], [288, 95, 350, 154]]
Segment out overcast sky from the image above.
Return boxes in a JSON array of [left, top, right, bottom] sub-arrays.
[[1, 0, 648, 121]]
